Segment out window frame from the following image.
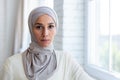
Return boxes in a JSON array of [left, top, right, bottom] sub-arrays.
[[84, 0, 120, 80]]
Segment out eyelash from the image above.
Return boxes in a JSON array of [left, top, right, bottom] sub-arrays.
[[34, 25, 55, 30], [35, 26, 43, 29]]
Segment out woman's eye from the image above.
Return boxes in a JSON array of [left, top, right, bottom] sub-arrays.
[[35, 25, 43, 29], [48, 25, 55, 29]]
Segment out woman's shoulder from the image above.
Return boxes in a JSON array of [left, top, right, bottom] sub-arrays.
[[55, 50, 72, 56], [55, 50, 68, 57], [7, 53, 22, 61], [1, 52, 27, 79], [54, 50, 73, 61], [3, 52, 23, 67]]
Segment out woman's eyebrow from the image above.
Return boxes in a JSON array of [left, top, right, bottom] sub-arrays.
[[34, 23, 43, 25], [48, 22, 55, 25], [34, 23, 55, 26]]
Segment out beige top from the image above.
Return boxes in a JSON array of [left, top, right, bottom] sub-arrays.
[[0, 50, 95, 80]]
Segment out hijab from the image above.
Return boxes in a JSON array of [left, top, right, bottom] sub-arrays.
[[22, 6, 58, 80]]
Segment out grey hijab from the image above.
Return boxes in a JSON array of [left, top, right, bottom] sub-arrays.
[[22, 6, 58, 80]]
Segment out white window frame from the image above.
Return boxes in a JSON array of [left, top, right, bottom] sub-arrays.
[[84, 0, 120, 80]]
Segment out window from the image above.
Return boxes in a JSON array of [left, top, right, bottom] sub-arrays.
[[54, 0, 85, 64], [86, 0, 120, 80]]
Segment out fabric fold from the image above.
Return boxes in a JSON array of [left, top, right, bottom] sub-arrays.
[[22, 42, 57, 80]]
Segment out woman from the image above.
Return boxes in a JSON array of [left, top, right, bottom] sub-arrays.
[[0, 6, 95, 80]]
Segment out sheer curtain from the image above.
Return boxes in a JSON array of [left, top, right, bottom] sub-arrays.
[[0, 0, 22, 67], [14, 0, 24, 54]]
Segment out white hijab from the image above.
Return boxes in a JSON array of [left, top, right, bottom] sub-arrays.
[[22, 6, 58, 80]]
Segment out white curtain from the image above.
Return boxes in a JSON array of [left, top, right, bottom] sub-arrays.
[[14, 0, 24, 54], [0, 0, 22, 67]]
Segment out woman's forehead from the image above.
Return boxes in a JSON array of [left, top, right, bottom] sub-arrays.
[[35, 14, 55, 24]]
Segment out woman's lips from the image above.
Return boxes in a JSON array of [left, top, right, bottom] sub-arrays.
[[41, 39, 50, 42]]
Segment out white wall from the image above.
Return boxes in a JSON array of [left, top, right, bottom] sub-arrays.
[[0, 0, 20, 67]]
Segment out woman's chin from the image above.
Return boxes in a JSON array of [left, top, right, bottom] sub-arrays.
[[38, 43, 51, 48]]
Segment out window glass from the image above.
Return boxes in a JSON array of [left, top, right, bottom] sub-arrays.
[[88, 0, 120, 75]]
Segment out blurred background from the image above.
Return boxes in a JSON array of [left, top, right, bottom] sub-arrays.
[[0, 0, 120, 80]]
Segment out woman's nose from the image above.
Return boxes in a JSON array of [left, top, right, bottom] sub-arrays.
[[42, 28, 49, 36]]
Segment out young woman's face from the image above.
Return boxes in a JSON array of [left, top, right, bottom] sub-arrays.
[[33, 14, 56, 47]]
